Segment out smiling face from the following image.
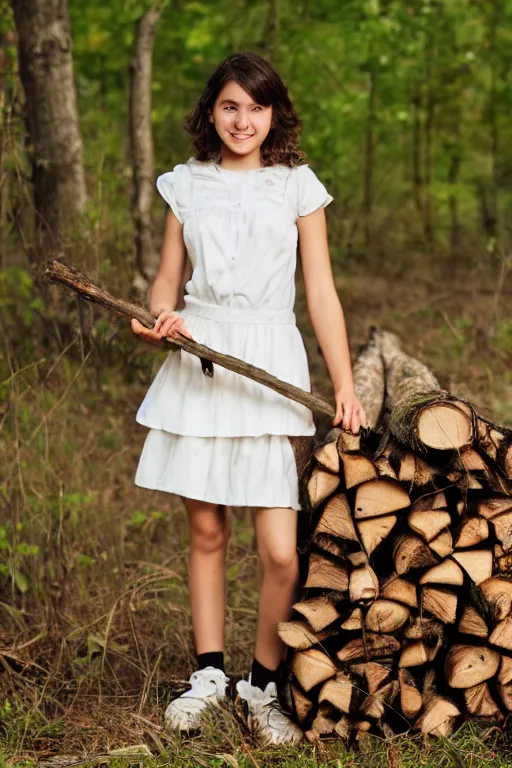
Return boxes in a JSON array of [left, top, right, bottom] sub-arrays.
[[210, 80, 273, 164]]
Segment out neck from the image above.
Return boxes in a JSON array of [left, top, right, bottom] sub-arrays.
[[218, 146, 262, 171]]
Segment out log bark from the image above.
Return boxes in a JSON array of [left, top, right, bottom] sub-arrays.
[[350, 327, 385, 429]]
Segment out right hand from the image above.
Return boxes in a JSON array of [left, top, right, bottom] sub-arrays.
[[130, 310, 193, 345]]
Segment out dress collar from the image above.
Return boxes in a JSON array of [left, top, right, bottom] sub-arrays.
[[186, 156, 285, 175]]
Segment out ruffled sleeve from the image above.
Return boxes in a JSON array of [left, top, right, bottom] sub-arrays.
[[295, 165, 333, 217], [156, 170, 184, 224]]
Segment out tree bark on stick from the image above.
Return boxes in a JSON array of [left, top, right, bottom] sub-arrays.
[[129, 6, 161, 293], [11, 0, 87, 253], [44, 259, 336, 419]]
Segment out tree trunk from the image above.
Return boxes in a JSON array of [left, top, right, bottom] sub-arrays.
[[363, 59, 376, 251], [487, 0, 500, 240], [264, 0, 279, 64], [11, 0, 87, 254], [448, 132, 461, 258], [411, 84, 423, 223], [129, 6, 161, 294]]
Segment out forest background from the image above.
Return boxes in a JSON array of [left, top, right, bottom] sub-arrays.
[[1, 0, 512, 766]]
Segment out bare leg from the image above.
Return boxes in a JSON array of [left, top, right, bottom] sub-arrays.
[[253, 506, 300, 669], [183, 498, 230, 655]]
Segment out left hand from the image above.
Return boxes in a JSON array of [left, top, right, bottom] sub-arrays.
[[332, 388, 368, 434]]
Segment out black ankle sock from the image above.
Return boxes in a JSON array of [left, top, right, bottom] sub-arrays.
[[251, 658, 279, 691], [197, 651, 225, 672]]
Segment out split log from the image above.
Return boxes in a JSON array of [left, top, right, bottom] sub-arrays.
[[293, 596, 340, 632], [491, 511, 512, 552], [452, 550, 493, 585], [363, 662, 392, 694], [338, 431, 361, 453], [408, 509, 451, 542], [314, 534, 346, 559], [292, 649, 337, 692], [340, 453, 377, 489], [365, 600, 410, 633], [416, 696, 461, 737], [277, 620, 331, 650], [318, 672, 353, 713], [380, 576, 418, 609], [393, 535, 437, 575], [305, 553, 348, 592], [337, 634, 401, 662], [360, 681, 398, 720], [464, 683, 500, 716], [454, 517, 489, 548], [314, 438, 340, 474], [419, 559, 464, 586], [357, 515, 397, 556], [304, 708, 337, 741], [498, 656, 512, 685], [314, 494, 357, 541], [477, 497, 512, 520], [291, 684, 313, 723], [308, 470, 340, 508], [497, 683, 512, 711], [429, 531, 453, 558], [399, 639, 441, 667], [422, 587, 458, 624], [399, 669, 422, 719], [458, 606, 488, 638], [488, 617, 512, 652], [349, 565, 379, 603], [479, 577, 512, 620], [445, 645, 500, 688], [404, 617, 443, 641], [341, 608, 363, 631], [354, 480, 410, 520]]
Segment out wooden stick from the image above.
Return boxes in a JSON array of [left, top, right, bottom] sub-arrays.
[[45, 259, 335, 418]]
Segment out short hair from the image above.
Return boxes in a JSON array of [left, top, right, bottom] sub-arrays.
[[183, 52, 306, 167]]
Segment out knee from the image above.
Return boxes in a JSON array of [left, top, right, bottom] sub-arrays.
[[190, 516, 230, 555], [259, 543, 298, 579]]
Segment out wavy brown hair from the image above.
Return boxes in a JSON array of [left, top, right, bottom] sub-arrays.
[[183, 52, 306, 168]]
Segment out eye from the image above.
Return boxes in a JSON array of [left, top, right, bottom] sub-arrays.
[[223, 106, 235, 112]]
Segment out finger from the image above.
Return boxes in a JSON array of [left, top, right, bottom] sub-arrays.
[[332, 402, 343, 427], [351, 411, 361, 435], [160, 316, 180, 338], [342, 403, 353, 431]]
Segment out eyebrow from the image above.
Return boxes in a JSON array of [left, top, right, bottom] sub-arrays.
[[218, 99, 262, 107]]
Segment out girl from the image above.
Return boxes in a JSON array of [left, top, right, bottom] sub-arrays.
[[131, 52, 367, 745]]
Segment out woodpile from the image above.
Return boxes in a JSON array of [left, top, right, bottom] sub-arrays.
[[280, 329, 512, 742]]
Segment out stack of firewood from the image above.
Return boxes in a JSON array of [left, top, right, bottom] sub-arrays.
[[279, 330, 512, 741]]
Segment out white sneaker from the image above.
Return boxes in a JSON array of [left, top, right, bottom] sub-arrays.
[[164, 666, 228, 731], [236, 676, 304, 745]]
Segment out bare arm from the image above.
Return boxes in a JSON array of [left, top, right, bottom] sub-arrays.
[[149, 209, 188, 316], [298, 208, 367, 433], [131, 210, 193, 343]]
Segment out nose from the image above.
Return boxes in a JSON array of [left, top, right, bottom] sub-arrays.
[[234, 110, 250, 130]]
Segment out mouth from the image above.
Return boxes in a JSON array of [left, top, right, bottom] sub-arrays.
[[230, 133, 254, 141]]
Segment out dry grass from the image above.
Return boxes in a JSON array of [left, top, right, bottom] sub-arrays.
[[0, 251, 511, 766]]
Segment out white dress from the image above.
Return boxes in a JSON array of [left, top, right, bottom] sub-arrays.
[[134, 156, 333, 510]]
